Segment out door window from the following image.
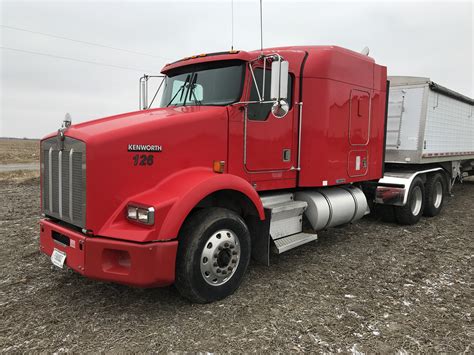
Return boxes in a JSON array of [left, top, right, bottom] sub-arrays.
[[247, 68, 293, 121]]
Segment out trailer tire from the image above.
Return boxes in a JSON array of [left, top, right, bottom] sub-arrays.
[[423, 173, 445, 217], [175, 207, 251, 303], [394, 177, 425, 225]]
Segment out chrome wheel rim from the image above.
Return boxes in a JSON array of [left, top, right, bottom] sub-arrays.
[[410, 186, 423, 216], [433, 181, 443, 208], [200, 229, 240, 286]]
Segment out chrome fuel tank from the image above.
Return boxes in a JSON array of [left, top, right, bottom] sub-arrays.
[[295, 186, 368, 231]]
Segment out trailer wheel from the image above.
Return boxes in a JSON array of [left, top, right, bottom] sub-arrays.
[[394, 177, 425, 225], [175, 207, 251, 303], [423, 173, 445, 217]]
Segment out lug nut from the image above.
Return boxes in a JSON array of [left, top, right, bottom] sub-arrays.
[[224, 243, 229, 248], [218, 246, 223, 251], [232, 259, 237, 263], [213, 262, 218, 267], [216, 269, 221, 273], [214, 253, 218, 258], [228, 266, 233, 271], [222, 270, 227, 275], [232, 251, 238, 255]]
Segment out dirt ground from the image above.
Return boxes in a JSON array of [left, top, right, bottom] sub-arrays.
[[0, 138, 40, 165], [0, 176, 472, 352]]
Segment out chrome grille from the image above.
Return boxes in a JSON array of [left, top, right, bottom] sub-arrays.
[[41, 137, 86, 228]]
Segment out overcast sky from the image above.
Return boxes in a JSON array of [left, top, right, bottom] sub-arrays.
[[0, 0, 472, 138]]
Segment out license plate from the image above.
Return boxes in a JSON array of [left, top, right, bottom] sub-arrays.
[[51, 248, 67, 268]]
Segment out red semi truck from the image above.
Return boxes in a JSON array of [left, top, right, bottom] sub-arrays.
[[39, 46, 474, 303]]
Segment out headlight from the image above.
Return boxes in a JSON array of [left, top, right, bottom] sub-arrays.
[[126, 204, 155, 225]]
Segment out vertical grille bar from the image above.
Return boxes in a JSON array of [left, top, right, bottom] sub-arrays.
[[51, 151, 59, 213], [61, 151, 70, 219], [43, 149, 50, 211], [69, 149, 74, 221], [48, 147, 53, 212], [58, 150, 63, 218], [72, 152, 83, 221]]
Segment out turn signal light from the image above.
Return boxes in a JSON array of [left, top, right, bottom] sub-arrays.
[[213, 160, 225, 173], [127, 204, 155, 225]]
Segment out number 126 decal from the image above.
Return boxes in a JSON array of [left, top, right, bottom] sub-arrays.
[[133, 154, 154, 166]]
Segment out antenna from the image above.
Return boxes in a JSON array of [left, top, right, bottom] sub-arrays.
[[231, 0, 234, 50], [260, 0, 263, 52]]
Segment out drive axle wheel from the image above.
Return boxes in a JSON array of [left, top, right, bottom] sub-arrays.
[[423, 173, 445, 217], [175, 208, 251, 303], [394, 177, 425, 225]]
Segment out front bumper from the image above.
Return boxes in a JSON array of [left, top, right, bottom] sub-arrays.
[[39, 219, 178, 287]]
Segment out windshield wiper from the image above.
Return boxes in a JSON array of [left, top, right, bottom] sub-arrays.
[[188, 73, 202, 106], [181, 73, 195, 107], [166, 74, 190, 107]]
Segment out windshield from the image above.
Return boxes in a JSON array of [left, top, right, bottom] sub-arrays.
[[160, 60, 245, 107]]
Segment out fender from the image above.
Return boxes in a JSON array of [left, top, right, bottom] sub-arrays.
[[97, 167, 265, 242]]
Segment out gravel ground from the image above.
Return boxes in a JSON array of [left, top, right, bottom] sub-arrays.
[[0, 139, 39, 165], [0, 177, 472, 352]]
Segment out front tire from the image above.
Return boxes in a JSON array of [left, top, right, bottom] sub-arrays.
[[394, 177, 425, 225], [423, 173, 445, 217], [175, 208, 251, 303]]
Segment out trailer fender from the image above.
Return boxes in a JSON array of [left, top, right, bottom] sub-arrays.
[[99, 168, 265, 242], [375, 167, 444, 206]]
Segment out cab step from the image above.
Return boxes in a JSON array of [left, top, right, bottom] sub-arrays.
[[262, 193, 308, 240], [258, 192, 318, 257], [272, 232, 318, 254]]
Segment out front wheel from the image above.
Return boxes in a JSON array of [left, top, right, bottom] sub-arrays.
[[394, 177, 425, 225], [175, 208, 251, 303]]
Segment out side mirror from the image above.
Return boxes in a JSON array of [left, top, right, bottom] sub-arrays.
[[270, 59, 289, 101], [271, 100, 289, 118]]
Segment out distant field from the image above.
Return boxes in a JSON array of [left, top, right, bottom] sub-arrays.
[[0, 138, 40, 164]]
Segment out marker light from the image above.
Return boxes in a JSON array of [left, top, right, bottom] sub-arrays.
[[213, 160, 225, 173], [127, 204, 155, 225]]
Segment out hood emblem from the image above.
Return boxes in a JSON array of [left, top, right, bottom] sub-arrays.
[[57, 113, 72, 150]]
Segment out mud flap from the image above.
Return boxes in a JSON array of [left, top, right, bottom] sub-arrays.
[[249, 209, 272, 266]]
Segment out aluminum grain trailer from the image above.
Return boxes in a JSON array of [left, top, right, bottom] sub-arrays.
[[374, 76, 474, 224]]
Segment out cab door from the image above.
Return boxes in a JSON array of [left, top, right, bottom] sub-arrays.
[[244, 67, 295, 172]]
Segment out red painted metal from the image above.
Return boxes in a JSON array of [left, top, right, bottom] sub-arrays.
[[39, 45, 387, 287], [40, 218, 177, 287]]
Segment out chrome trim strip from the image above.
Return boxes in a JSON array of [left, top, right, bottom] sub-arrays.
[[58, 150, 62, 218], [296, 102, 303, 171], [69, 149, 73, 221], [48, 147, 52, 212], [248, 64, 262, 102], [243, 106, 248, 166], [262, 56, 266, 100]]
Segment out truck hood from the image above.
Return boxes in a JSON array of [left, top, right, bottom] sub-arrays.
[[43, 106, 228, 144]]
